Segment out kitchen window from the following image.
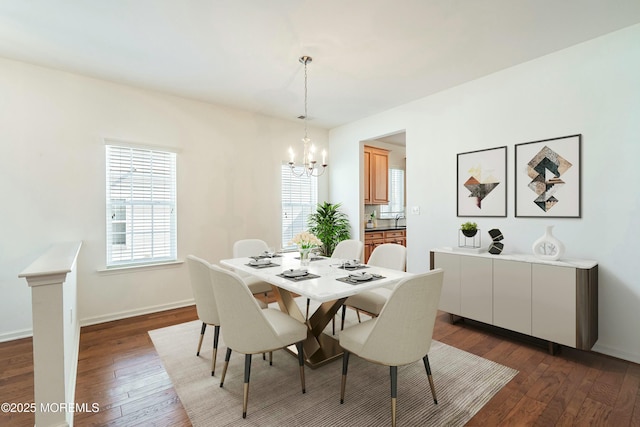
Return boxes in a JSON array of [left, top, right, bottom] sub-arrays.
[[281, 164, 318, 250], [105, 144, 177, 267], [379, 167, 405, 219]]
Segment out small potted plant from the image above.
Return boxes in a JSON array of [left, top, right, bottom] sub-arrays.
[[460, 221, 478, 238]]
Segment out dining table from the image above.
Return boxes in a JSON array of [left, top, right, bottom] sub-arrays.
[[220, 251, 413, 368]]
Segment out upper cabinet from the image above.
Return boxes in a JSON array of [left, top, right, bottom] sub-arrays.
[[364, 145, 389, 204]]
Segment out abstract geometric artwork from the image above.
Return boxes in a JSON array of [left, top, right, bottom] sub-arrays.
[[457, 146, 507, 217], [515, 135, 581, 218]]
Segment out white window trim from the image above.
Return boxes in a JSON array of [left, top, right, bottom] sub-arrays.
[[105, 142, 177, 268]]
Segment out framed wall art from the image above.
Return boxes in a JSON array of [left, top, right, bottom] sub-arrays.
[[457, 146, 507, 217], [515, 134, 581, 218]]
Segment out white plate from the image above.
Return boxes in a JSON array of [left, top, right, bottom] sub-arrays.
[[250, 259, 272, 266], [349, 272, 373, 281], [283, 269, 309, 278]]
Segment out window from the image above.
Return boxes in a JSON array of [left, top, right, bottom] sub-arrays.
[[106, 144, 177, 267], [281, 165, 318, 250], [379, 167, 405, 219]]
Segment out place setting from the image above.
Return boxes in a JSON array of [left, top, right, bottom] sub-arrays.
[[276, 268, 321, 281], [333, 259, 369, 271], [336, 271, 386, 285], [245, 258, 279, 269], [250, 249, 281, 260], [293, 253, 325, 261]]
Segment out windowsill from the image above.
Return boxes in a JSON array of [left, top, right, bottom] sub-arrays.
[[97, 259, 184, 274]]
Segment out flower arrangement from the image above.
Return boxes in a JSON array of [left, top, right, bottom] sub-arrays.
[[289, 231, 322, 250]]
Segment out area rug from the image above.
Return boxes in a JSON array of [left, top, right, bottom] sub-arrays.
[[149, 301, 517, 426]]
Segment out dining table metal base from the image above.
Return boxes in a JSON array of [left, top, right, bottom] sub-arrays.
[[272, 286, 347, 369]]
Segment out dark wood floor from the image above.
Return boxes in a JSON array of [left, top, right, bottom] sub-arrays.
[[1, 304, 639, 426]]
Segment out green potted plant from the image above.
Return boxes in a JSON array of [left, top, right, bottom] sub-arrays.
[[461, 221, 478, 237], [308, 202, 351, 256]]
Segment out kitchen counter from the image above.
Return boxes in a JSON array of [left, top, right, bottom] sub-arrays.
[[365, 226, 406, 232]]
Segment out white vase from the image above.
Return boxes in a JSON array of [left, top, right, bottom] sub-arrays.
[[532, 225, 565, 261]]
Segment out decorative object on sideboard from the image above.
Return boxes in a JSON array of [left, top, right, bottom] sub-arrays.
[[459, 222, 480, 248], [488, 228, 504, 255], [532, 225, 565, 261], [460, 221, 478, 237]]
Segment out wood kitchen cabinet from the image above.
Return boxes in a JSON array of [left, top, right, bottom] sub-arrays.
[[364, 229, 406, 263], [364, 145, 389, 204]]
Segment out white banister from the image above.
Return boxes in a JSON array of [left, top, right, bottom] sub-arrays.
[[19, 242, 82, 427]]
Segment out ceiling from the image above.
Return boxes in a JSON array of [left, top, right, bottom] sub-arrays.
[[1, 1, 640, 129]]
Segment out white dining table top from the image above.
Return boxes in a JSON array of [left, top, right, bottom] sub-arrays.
[[219, 252, 413, 303]]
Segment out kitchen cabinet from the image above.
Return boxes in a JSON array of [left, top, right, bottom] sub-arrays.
[[364, 229, 406, 263], [430, 248, 598, 352], [364, 145, 389, 204]]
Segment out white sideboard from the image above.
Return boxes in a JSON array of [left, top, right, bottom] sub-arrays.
[[430, 248, 598, 352]]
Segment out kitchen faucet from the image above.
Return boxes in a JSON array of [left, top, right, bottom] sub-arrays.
[[395, 213, 405, 228]]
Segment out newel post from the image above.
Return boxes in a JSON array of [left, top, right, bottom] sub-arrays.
[[19, 242, 82, 427]]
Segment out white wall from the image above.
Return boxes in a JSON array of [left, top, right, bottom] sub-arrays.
[[0, 57, 328, 338], [329, 24, 640, 363]]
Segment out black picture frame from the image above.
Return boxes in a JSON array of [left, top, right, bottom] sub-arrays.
[[457, 146, 507, 217], [514, 134, 581, 218]]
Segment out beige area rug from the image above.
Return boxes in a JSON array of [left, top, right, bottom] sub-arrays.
[[149, 300, 517, 427]]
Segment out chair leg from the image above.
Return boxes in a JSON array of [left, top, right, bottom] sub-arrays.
[[422, 355, 438, 404], [390, 366, 398, 427], [196, 322, 206, 356], [243, 354, 252, 418], [340, 351, 350, 404], [296, 342, 306, 393], [211, 325, 220, 376], [269, 351, 273, 366], [356, 309, 362, 323], [220, 348, 232, 387], [332, 316, 335, 335], [306, 298, 310, 320], [341, 305, 346, 331]]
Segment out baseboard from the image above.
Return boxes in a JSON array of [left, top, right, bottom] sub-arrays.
[[591, 342, 640, 365], [0, 300, 196, 343], [0, 328, 33, 343], [79, 299, 195, 327]]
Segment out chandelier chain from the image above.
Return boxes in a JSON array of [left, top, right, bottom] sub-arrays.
[[303, 58, 308, 140], [287, 55, 326, 177]]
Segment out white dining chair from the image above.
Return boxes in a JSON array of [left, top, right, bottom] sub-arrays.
[[340, 243, 406, 330], [339, 269, 444, 427], [232, 239, 274, 296], [208, 263, 308, 419], [326, 239, 364, 333], [331, 239, 364, 262], [187, 255, 221, 376]]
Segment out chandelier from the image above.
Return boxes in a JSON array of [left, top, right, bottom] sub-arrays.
[[288, 55, 327, 177]]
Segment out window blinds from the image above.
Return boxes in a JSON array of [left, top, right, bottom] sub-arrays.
[[281, 165, 318, 249], [106, 145, 177, 266], [380, 168, 405, 218]]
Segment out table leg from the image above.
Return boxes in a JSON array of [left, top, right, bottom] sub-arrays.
[[271, 286, 346, 368]]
